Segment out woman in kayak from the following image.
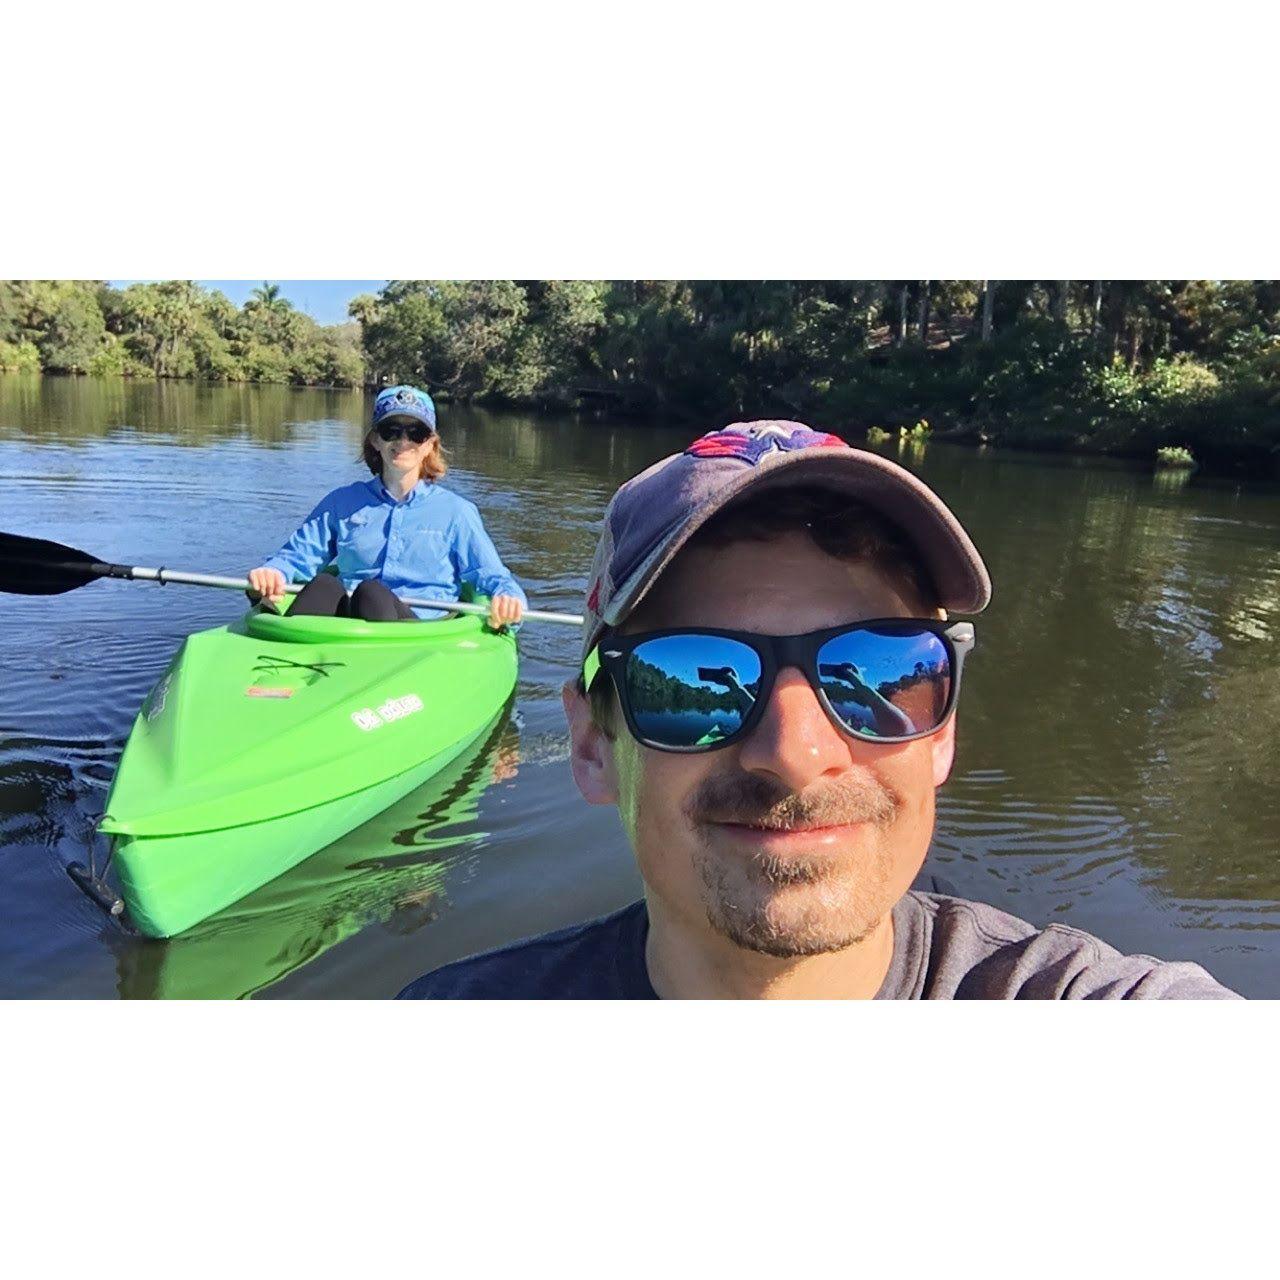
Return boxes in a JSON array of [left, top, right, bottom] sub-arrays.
[[247, 385, 526, 627]]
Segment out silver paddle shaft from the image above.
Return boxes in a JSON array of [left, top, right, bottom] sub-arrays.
[[125, 566, 584, 627]]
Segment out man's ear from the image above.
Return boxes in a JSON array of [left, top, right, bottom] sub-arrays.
[[562, 679, 619, 806], [930, 713, 957, 788]]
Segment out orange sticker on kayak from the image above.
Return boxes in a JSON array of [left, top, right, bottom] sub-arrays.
[[245, 686, 295, 698]]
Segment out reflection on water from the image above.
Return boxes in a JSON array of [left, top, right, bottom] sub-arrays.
[[2, 375, 1279, 996], [0, 373, 367, 447], [112, 708, 515, 999]]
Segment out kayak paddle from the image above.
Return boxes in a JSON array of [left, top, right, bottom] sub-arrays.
[[0, 530, 585, 627]]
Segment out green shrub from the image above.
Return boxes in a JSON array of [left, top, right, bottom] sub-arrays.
[[1145, 357, 1220, 401], [1155, 445, 1196, 469], [239, 342, 292, 384], [0, 339, 41, 373]]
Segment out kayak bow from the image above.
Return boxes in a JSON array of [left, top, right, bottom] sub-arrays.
[[100, 604, 517, 937]]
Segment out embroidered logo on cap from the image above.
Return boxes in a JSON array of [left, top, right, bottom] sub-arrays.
[[685, 423, 846, 464]]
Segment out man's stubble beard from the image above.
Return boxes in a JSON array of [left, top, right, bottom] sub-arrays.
[[686, 769, 904, 959]]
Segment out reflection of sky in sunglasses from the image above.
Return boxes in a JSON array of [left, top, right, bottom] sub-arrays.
[[817, 628, 948, 694]]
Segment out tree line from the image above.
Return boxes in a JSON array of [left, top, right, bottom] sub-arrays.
[[0, 281, 362, 386], [4, 280, 1279, 469]]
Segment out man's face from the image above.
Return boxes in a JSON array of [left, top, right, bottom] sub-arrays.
[[565, 531, 957, 958]]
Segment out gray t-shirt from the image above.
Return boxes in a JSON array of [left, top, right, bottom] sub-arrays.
[[880, 891, 1237, 999], [397, 891, 1239, 999]]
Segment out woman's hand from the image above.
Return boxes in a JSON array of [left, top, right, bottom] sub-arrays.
[[247, 566, 288, 607], [488, 594, 524, 629]]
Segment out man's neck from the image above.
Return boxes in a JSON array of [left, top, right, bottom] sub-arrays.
[[643, 897, 896, 1000]]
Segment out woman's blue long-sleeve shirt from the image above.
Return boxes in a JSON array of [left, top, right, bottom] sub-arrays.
[[262, 478, 527, 619]]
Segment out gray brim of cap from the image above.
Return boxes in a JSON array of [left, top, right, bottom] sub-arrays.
[[601, 448, 992, 634]]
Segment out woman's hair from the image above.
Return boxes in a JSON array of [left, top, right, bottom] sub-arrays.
[[360, 430, 448, 482]]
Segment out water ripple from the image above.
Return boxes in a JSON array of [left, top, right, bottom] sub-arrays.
[[4, 392, 1280, 996]]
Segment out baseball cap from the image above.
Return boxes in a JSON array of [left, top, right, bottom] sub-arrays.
[[371, 385, 437, 432], [581, 420, 991, 664]]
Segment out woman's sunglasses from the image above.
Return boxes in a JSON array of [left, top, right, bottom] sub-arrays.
[[583, 620, 975, 752], [375, 422, 434, 444]]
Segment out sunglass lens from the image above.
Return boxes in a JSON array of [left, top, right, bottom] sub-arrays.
[[817, 625, 952, 739], [625, 635, 762, 748], [376, 423, 431, 442]]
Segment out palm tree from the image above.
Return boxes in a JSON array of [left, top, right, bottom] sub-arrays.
[[247, 282, 291, 340], [980, 280, 996, 342], [251, 282, 283, 311]]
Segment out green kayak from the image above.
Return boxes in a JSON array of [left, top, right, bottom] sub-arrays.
[[114, 707, 511, 997], [100, 602, 518, 938]]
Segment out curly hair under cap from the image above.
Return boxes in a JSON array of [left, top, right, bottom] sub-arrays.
[[360, 430, 449, 482]]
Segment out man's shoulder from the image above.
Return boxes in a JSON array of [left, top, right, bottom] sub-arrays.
[[397, 901, 653, 1000], [905, 891, 1240, 1000]]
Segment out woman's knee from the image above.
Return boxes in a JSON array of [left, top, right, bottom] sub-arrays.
[[289, 573, 348, 616], [351, 579, 413, 621]]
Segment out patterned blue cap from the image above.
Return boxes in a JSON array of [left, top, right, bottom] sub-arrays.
[[371, 385, 437, 432]]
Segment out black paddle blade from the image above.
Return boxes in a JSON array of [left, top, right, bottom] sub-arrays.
[[0, 531, 118, 595]]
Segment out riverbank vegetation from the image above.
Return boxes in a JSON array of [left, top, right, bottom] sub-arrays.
[[4, 279, 1279, 470], [0, 281, 363, 387]]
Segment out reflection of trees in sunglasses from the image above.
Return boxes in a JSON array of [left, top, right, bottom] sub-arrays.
[[879, 660, 950, 725], [627, 654, 756, 718], [821, 657, 948, 696], [627, 653, 754, 746], [880, 660, 952, 711], [819, 630, 952, 727], [821, 659, 949, 729]]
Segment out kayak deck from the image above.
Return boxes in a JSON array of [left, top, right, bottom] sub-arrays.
[[102, 605, 517, 937]]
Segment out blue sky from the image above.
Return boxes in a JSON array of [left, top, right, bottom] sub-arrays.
[[110, 280, 387, 326]]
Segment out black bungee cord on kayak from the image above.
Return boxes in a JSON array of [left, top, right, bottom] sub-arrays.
[[251, 654, 343, 680]]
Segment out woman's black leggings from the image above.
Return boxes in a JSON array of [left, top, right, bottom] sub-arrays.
[[288, 574, 417, 621]]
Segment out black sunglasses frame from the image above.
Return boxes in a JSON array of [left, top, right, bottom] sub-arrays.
[[375, 422, 435, 444], [588, 619, 976, 753]]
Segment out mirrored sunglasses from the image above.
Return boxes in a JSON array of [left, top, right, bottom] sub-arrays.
[[583, 620, 975, 751]]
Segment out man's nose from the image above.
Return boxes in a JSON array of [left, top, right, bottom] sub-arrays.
[[735, 666, 851, 791]]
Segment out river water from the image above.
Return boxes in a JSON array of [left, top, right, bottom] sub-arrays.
[[2, 375, 1278, 998]]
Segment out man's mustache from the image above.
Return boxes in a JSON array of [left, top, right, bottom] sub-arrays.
[[685, 769, 900, 830]]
